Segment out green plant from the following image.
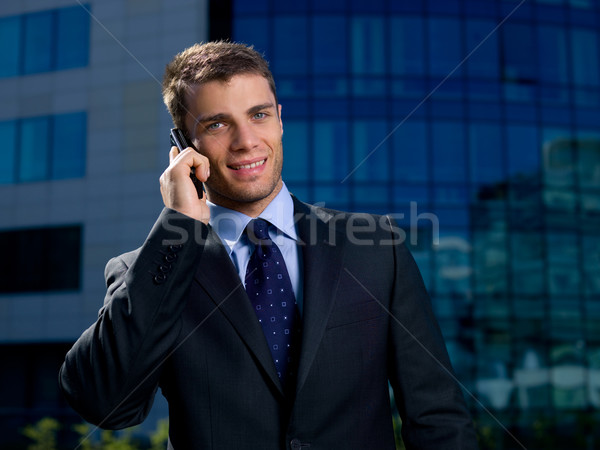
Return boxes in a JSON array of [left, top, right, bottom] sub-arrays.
[[22, 417, 60, 450]]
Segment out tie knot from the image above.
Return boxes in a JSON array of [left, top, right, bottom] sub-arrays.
[[248, 219, 271, 242]]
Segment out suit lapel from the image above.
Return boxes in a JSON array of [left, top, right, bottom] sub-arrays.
[[293, 198, 346, 394], [193, 227, 284, 395]]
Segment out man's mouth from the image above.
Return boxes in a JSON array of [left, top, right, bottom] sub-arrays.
[[229, 159, 266, 170]]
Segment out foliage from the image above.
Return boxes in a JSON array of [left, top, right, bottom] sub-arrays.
[[22, 417, 61, 450]]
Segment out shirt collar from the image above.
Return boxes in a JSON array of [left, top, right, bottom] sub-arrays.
[[207, 182, 297, 255]]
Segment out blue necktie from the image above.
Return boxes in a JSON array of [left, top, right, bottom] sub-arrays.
[[245, 219, 299, 389]]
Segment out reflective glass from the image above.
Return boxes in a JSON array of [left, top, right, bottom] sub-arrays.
[[52, 112, 86, 179], [312, 16, 347, 75], [351, 17, 384, 75], [571, 28, 600, 87], [273, 17, 308, 76], [392, 120, 428, 183], [19, 117, 50, 182], [390, 16, 425, 76], [0, 120, 17, 183], [511, 232, 544, 295], [23, 11, 53, 74], [466, 19, 499, 79], [506, 124, 539, 179], [352, 120, 389, 182], [233, 18, 269, 56], [502, 24, 536, 84], [432, 121, 467, 183], [538, 26, 569, 85], [56, 6, 90, 69], [313, 120, 349, 182], [282, 120, 309, 182], [542, 127, 574, 187], [470, 123, 504, 185], [0, 16, 21, 78], [428, 17, 463, 77]]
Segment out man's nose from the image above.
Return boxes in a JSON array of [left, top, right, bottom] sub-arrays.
[[231, 122, 260, 151]]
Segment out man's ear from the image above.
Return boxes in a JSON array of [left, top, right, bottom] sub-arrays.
[[278, 104, 283, 135]]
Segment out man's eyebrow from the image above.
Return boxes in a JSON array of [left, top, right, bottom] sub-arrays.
[[194, 112, 230, 126], [247, 103, 276, 115]]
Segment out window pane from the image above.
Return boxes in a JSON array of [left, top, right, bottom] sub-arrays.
[[52, 112, 87, 179], [428, 17, 463, 77], [56, 6, 90, 69], [466, 19, 499, 79], [470, 123, 504, 185], [352, 120, 389, 182], [233, 18, 269, 57], [502, 24, 536, 84], [23, 11, 53, 74], [273, 17, 308, 75], [432, 121, 466, 183], [390, 16, 425, 76], [0, 121, 17, 183], [282, 120, 308, 182], [392, 120, 428, 182], [314, 120, 349, 182], [507, 124, 540, 178], [538, 26, 569, 85], [312, 16, 347, 75], [571, 28, 600, 87], [19, 117, 50, 182], [0, 16, 21, 77], [351, 17, 385, 75]]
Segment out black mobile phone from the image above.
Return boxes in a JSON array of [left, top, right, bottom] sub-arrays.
[[169, 128, 205, 199]]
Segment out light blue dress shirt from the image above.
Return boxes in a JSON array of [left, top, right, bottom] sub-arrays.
[[207, 183, 303, 315]]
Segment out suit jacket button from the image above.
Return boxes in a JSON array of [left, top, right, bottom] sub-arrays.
[[153, 273, 167, 284], [164, 253, 177, 263], [169, 244, 183, 252], [158, 264, 171, 273]]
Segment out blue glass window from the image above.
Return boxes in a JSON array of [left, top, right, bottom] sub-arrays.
[[502, 24, 537, 84], [0, 120, 17, 184], [23, 11, 53, 74], [352, 120, 389, 182], [506, 124, 540, 178], [312, 16, 347, 75], [52, 112, 87, 179], [571, 28, 600, 87], [233, 18, 269, 57], [273, 17, 308, 75], [538, 26, 569, 85], [56, 6, 90, 69], [20, 117, 50, 182], [282, 120, 309, 182], [432, 122, 467, 183], [0, 16, 21, 77], [428, 18, 463, 78], [393, 120, 428, 183], [466, 20, 499, 79], [314, 120, 349, 182], [351, 17, 385, 75], [390, 16, 425, 76], [470, 123, 504, 185]]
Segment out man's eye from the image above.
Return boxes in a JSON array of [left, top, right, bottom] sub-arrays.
[[253, 112, 266, 120], [207, 122, 222, 130]]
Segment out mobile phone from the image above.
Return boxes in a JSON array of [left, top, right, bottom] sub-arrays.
[[169, 128, 205, 199]]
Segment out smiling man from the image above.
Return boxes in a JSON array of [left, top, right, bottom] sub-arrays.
[[59, 42, 478, 450]]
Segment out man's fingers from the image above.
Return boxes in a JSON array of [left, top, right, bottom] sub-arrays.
[[169, 146, 180, 163]]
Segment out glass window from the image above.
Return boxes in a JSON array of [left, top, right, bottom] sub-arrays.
[[511, 232, 545, 295], [506, 124, 540, 179], [433, 231, 472, 297], [52, 112, 87, 179], [473, 230, 508, 296], [0, 15, 21, 78], [428, 17, 463, 77], [571, 28, 600, 87], [546, 232, 581, 297], [19, 117, 50, 182], [23, 11, 53, 74], [0, 120, 17, 184], [282, 120, 309, 182], [352, 120, 389, 182], [466, 19, 499, 79], [233, 18, 269, 56], [470, 123, 504, 185], [55, 6, 90, 69], [390, 16, 425, 76], [351, 17, 385, 75], [392, 120, 428, 183], [542, 127, 574, 187], [537, 26, 569, 85], [312, 16, 347, 75], [432, 121, 467, 183], [314, 120, 349, 182], [502, 24, 536, 84], [273, 17, 308, 75]]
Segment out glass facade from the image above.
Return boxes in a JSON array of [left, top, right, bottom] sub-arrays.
[[232, 0, 600, 447], [0, 5, 90, 77], [0, 112, 87, 184]]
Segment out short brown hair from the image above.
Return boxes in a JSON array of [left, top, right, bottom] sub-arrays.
[[162, 41, 277, 133]]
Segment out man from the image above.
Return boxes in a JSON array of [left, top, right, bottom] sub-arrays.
[[59, 42, 478, 449]]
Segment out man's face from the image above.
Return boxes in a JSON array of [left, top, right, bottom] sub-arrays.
[[184, 74, 284, 216]]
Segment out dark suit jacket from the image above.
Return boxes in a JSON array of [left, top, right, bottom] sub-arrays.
[[59, 197, 478, 449]]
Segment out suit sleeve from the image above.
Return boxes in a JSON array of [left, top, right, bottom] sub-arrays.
[[58, 208, 209, 429], [385, 217, 479, 449]]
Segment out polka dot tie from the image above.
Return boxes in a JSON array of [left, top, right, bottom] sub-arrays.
[[245, 219, 299, 390]]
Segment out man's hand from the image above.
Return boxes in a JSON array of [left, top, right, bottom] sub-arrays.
[[160, 146, 210, 224]]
